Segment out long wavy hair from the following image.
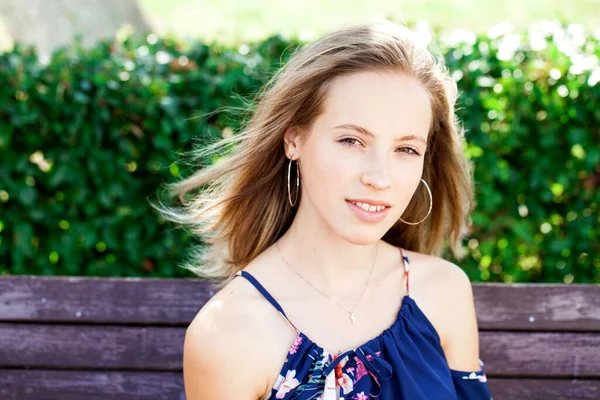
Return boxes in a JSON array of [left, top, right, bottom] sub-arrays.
[[150, 19, 475, 289]]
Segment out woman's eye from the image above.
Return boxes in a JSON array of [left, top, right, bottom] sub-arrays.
[[400, 147, 420, 156], [339, 138, 419, 156], [339, 137, 362, 147]]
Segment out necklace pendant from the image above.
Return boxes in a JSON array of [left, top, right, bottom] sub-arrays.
[[350, 312, 356, 324]]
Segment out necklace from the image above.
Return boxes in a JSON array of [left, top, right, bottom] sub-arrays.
[[275, 240, 378, 324]]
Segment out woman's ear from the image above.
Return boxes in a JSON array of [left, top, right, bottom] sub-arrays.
[[283, 126, 301, 159]]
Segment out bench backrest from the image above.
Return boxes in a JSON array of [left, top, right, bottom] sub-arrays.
[[1, 276, 599, 399]]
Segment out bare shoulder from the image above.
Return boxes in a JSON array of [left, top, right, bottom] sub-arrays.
[[404, 250, 482, 371], [183, 275, 286, 399], [403, 249, 470, 286]]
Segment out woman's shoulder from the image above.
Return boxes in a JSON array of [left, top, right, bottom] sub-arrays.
[[402, 248, 471, 295], [405, 249, 482, 371], [184, 267, 296, 399]]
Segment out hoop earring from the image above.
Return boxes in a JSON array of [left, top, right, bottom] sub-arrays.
[[287, 156, 300, 207], [398, 178, 432, 225]]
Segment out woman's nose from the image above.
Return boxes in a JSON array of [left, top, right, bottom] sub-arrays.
[[360, 158, 393, 189]]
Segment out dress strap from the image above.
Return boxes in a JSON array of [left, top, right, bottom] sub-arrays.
[[234, 270, 300, 333], [399, 247, 410, 296]]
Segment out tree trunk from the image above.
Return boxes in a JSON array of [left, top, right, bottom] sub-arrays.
[[0, 0, 150, 56]]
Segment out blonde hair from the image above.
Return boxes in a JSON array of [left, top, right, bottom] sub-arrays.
[[150, 19, 475, 288]]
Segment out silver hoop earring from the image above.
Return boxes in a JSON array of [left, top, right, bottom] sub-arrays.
[[287, 156, 300, 207], [398, 178, 432, 225]]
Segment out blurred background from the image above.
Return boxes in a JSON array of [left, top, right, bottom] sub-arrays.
[[0, 0, 598, 283], [1, 0, 599, 52], [139, 0, 600, 43]]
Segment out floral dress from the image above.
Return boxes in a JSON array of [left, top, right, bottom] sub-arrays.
[[235, 247, 493, 399]]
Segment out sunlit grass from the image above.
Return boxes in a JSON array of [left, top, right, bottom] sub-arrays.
[[138, 0, 598, 44]]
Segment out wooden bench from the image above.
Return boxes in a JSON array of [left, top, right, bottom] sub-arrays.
[[1, 276, 599, 399]]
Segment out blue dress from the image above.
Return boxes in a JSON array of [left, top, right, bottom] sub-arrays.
[[235, 247, 493, 399]]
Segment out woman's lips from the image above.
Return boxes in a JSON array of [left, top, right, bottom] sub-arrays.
[[346, 200, 390, 222]]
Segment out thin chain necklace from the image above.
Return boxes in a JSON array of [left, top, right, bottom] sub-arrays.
[[275, 240, 378, 324]]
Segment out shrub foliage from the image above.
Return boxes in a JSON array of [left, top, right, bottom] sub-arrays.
[[0, 23, 598, 282]]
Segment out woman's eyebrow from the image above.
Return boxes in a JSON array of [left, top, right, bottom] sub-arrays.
[[333, 123, 427, 144]]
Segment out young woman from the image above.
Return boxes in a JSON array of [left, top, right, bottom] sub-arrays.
[[154, 19, 493, 399]]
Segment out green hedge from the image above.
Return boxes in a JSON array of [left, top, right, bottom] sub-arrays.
[[0, 22, 598, 283]]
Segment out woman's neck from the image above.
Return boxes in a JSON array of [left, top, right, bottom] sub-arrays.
[[275, 219, 381, 297]]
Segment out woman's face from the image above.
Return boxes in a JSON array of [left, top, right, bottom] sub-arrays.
[[286, 70, 432, 243]]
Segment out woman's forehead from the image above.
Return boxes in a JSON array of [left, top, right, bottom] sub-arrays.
[[315, 71, 432, 139]]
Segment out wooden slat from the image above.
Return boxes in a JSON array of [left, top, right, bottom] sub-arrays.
[[0, 370, 598, 400], [0, 324, 185, 370], [480, 331, 600, 378], [1, 276, 599, 331], [1, 325, 599, 377], [0, 370, 184, 400], [0, 275, 213, 325], [487, 378, 600, 400], [473, 284, 600, 331]]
